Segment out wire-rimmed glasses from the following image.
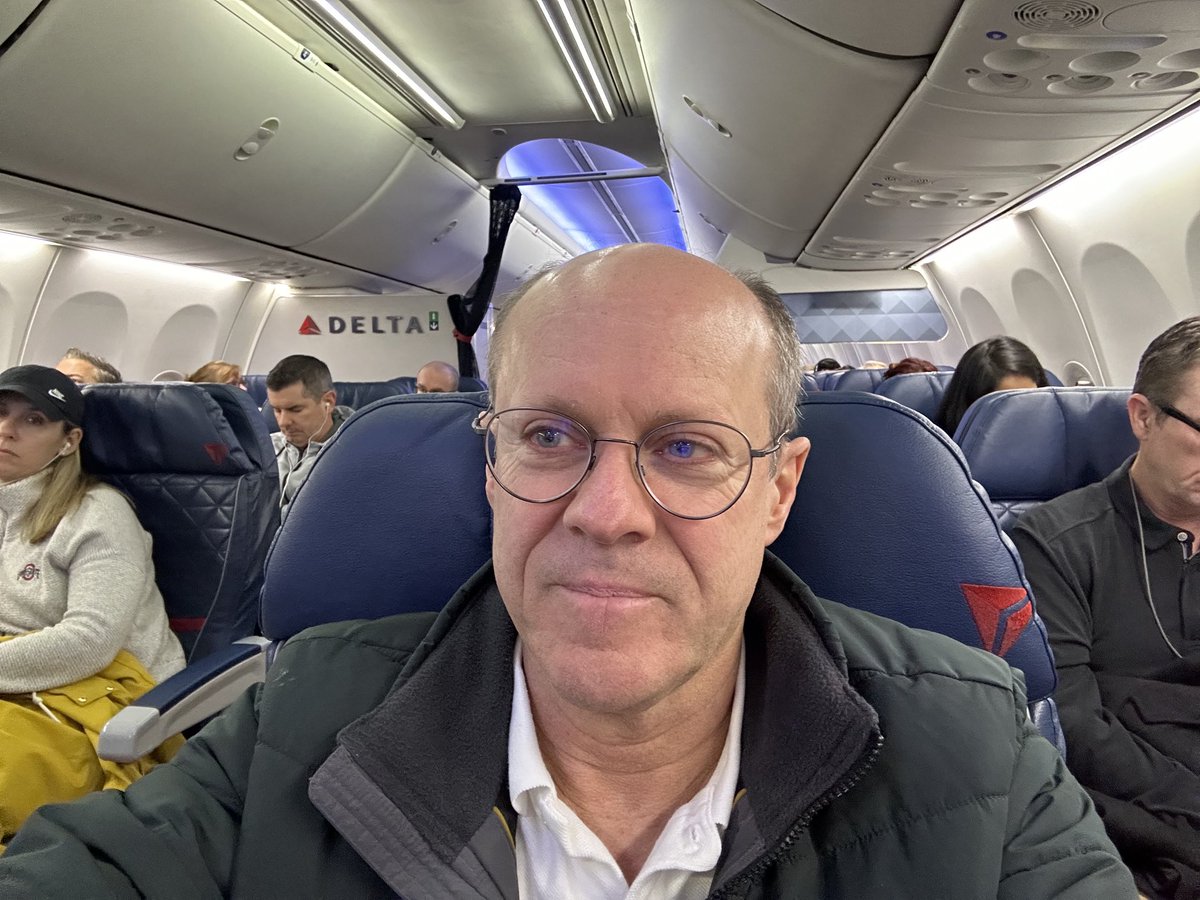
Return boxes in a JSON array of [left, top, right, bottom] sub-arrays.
[[473, 407, 785, 520]]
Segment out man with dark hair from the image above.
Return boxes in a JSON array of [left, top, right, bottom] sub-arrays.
[[54, 347, 121, 384], [814, 357, 843, 372], [415, 360, 459, 393], [265, 354, 353, 514], [0, 246, 1132, 897], [1013, 316, 1200, 895]]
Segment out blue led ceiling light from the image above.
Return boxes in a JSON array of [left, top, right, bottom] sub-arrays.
[[499, 139, 685, 253]]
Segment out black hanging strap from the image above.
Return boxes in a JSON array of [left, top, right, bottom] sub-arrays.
[[447, 184, 522, 379]]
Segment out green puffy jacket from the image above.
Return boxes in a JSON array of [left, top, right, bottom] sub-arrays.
[[0, 555, 1135, 898]]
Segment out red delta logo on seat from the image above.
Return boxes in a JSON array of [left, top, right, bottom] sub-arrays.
[[960, 584, 1033, 658], [203, 443, 229, 465], [299, 315, 322, 335]]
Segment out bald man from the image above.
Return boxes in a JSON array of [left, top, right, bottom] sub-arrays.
[[415, 360, 459, 393], [0, 245, 1133, 898]]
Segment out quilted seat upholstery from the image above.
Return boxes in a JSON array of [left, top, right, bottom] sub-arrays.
[[81, 383, 279, 660]]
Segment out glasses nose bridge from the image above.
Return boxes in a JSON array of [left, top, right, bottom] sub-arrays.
[[582, 434, 648, 488]]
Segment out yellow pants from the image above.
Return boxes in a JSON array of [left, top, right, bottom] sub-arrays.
[[0, 646, 183, 848]]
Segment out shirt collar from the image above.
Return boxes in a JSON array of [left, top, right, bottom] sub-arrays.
[[1107, 454, 1192, 551], [507, 637, 745, 830]]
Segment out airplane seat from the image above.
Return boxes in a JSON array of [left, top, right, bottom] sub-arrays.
[[458, 374, 488, 393], [241, 375, 268, 406], [937, 365, 955, 372], [1043, 369, 1064, 387], [801, 372, 819, 394], [80, 383, 280, 661], [773, 391, 1064, 751], [260, 392, 493, 640], [814, 371, 845, 391], [955, 387, 1136, 534], [98, 392, 490, 762], [387, 376, 417, 393], [874, 370, 956, 421], [832, 368, 885, 392]]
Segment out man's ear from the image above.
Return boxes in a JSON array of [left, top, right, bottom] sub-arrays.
[[1128, 393, 1156, 441], [763, 436, 810, 545]]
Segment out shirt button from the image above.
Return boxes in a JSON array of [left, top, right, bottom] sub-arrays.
[[1179, 532, 1190, 543]]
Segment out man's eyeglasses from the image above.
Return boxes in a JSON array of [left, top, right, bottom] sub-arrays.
[[1158, 403, 1200, 435], [472, 407, 785, 520]]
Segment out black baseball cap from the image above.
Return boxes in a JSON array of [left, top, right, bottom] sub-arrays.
[[0, 364, 85, 426]]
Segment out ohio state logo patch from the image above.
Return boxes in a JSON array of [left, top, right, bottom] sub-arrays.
[[17, 563, 40, 582]]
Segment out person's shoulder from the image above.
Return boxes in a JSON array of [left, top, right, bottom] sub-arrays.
[[825, 599, 1012, 682], [69, 481, 139, 527], [272, 612, 441, 678], [1015, 479, 1113, 543]]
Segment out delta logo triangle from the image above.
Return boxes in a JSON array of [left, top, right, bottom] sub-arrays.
[[960, 584, 1033, 658], [299, 315, 322, 336], [203, 443, 229, 465]]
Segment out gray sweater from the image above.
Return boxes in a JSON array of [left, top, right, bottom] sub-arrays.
[[0, 472, 185, 692]]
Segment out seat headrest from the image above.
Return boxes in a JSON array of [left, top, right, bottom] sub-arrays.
[[260, 392, 493, 641], [801, 373, 819, 394], [832, 368, 885, 392], [458, 375, 488, 393], [873, 371, 956, 422], [773, 392, 1055, 701], [81, 383, 270, 475], [956, 387, 1135, 500]]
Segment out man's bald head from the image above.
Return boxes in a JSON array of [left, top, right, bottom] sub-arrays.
[[416, 361, 460, 393], [488, 244, 804, 439]]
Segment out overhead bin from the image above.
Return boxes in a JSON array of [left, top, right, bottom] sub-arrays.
[[627, 0, 927, 261], [801, 0, 1200, 270], [0, 0, 410, 248]]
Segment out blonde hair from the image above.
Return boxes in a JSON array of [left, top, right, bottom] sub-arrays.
[[188, 360, 241, 385], [24, 434, 98, 544]]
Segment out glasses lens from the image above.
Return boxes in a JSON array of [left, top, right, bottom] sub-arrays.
[[638, 421, 753, 518], [486, 409, 592, 502]]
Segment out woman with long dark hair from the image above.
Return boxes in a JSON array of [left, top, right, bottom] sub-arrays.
[[936, 337, 1048, 436]]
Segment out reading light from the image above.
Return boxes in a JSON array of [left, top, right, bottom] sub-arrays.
[[304, 0, 465, 129], [532, 0, 616, 123]]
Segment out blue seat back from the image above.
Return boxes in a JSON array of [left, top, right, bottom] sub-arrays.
[[259, 393, 493, 640], [81, 383, 280, 660], [801, 373, 819, 394], [874, 371, 956, 421], [955, 387, 1136, 532], [814, 370, 844, 391], [259, 392, 1061, 747], [458, 375, 488, 393], [772, 392, 1060, 744], [1043, 369, 1063, 387], [833, 368, 886, 392], [242, 374, 268, 405]]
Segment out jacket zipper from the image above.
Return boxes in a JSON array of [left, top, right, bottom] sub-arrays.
[[707, 729, 885, 899]]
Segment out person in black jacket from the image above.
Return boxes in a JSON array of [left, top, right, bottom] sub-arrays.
[[1014, 316, 1200, 899]]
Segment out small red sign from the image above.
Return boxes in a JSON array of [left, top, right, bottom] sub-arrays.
[[299, 315, 322, 335]]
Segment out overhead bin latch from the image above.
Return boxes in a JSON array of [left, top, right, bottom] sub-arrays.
[[293, 44, 321, 71]]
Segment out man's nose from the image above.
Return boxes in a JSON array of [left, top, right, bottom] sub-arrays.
[[561, 440, 657, 544]]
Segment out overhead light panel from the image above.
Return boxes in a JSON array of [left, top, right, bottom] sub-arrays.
[[302, 0, 465, 129], [533, 0, 616, 123]]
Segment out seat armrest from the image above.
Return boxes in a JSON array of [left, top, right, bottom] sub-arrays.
[[98, 637, 271, 762]]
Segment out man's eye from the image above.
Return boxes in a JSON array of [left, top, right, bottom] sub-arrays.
[[532, 428, 566, 448]]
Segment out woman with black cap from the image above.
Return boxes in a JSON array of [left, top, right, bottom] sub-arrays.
[[0, 364, 184, 848]]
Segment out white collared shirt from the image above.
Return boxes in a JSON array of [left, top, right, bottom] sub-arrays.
[[508, 639, 745, 900]]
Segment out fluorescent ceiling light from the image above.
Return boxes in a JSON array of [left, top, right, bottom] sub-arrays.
[[306, 0, 464, 129], [533, 0, 616, 123]]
